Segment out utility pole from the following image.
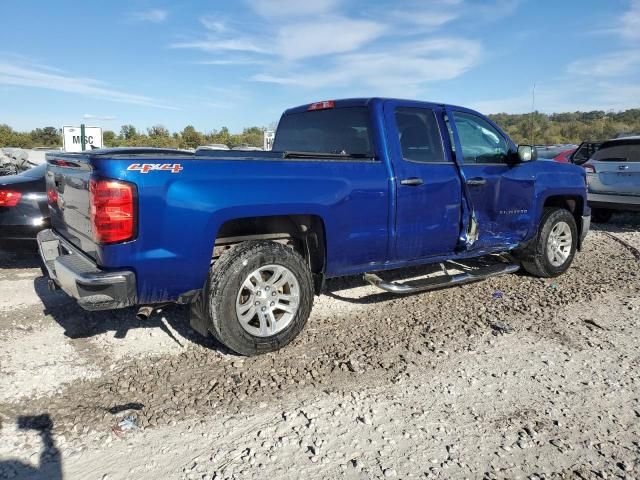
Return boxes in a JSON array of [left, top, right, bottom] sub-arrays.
[[530, 83, 536, 145]]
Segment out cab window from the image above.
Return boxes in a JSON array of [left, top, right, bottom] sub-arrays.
[[394, 107, 446, 163]]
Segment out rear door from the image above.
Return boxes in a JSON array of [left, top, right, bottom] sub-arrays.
[[384, 101, 462, 260], [445, 108, 535, 249], [587, 140, 640, 196]]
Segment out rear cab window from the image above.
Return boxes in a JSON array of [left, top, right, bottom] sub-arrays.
[[273, 107, 374, 157]]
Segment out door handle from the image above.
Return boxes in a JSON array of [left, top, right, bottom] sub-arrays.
[[400, 177, 424, 186], [619, 165, 629, 170], [466, 177, 487, 186]]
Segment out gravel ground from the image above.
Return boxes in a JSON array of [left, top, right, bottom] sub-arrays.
[[0, 213, 639, 479]]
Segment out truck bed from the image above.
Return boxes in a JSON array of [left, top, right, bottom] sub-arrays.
[[46, 148, 389, 302]]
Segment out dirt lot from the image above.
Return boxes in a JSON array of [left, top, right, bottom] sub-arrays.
[[1, 215, 639, 480]]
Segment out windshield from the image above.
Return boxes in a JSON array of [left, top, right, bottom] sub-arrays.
[[273, 107, 374, 156]]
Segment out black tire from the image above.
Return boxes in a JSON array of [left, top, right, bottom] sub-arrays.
[[205, 241, 313, 356], [591, 208, 613, 224], [520, 208, 578, 278]]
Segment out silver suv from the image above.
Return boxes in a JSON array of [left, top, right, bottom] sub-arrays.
[[584, 137, 640, 223]]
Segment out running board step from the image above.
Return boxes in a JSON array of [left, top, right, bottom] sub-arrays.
[[363, 262, 520, 294]]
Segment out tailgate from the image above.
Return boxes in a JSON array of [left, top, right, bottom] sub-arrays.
[[46, 154, 97, 258], [588, 142, 640, 196], [589, 161, 640, 196]]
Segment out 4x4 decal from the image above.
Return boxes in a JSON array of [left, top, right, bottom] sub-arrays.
[[127, 163, 183, 174]]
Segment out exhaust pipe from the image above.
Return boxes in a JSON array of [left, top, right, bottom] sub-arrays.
[[136, 305, 154, 321]]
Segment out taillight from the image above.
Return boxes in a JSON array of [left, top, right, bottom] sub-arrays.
[[583, 163, 596, 173], [90, 178, 136, 244], [0, 190, 22, 207], [308, 100, 335, 111], [47, 186, 58, 205]]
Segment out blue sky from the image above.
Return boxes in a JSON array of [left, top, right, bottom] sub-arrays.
[[1, 0, 639, 133]]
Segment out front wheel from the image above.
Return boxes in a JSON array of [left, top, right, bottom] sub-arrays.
[[520, 208, 578, 278], [205, 241, 314, 356]]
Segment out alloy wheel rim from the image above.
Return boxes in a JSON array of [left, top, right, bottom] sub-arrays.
[[547, 221, 572, 267], [235, 264, 300, 337]]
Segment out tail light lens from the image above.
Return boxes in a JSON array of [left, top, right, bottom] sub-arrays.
[[0, 190, 22, 207], [583, 163, 596, 174], [308, 100, 335, 111], [47, 186, 58, 205], [90, 178, 136, 244]]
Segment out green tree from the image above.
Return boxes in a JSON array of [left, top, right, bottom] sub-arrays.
[[180, 125, 203, 149], [234, 126, 264, 148], [208, 126, 231, 146], [120, 124, 138, 140], [103, 130, 117, 146], [30, 127, 60, 146], [147, 125, 170, 138], [0, 124, 14, 147]]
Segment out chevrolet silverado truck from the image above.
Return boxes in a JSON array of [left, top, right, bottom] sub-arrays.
[[38, 98, 590, 355]]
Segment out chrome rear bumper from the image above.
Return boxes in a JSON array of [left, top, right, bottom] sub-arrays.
[[37, 229, 137, 311]]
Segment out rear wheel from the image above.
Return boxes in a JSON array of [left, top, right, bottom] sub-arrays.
[[520, 208, 578, 278], [591, 208, 613, 224], [205, 241, 313, 356]]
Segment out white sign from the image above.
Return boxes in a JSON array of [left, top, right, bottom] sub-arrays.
[[263, 130, 275, 151], [62, 126, 103, 152]]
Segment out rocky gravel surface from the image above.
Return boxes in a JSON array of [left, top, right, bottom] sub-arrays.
[[0, 214, 639, 479]]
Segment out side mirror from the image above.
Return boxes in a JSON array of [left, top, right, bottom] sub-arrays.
[[517, 145, 537, 162]]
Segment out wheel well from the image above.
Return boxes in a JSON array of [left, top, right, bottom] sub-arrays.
[[543, 195, 584, 237], [214, 215, 326, 276]]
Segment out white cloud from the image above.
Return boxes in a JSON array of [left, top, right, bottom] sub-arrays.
[[394, 11, 460, 28], [173, 16, 385, 61], [0, 63, 177, 109], [129, 9, 169, 23], [194, 58, 267, 66], [200, 16, 227, 32], [255, 38, 481, 95], [176, 0, 530, 96], [620, 0, 640, 39], [247, 0, 341, 18], [387, 0, 462, 28], [171, 38, 268, 54], [567, 51, 640, 77], [275, 18, 386, 60]]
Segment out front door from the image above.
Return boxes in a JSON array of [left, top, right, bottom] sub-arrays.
[[384, 101, 462, 261], [446, 108, 535, 249]]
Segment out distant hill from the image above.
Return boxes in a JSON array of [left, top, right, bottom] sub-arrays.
[[488, 109, 640, 145]]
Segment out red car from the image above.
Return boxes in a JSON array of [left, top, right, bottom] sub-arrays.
[[553, 148, 576, 163]]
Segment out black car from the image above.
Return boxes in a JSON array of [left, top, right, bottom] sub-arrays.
[[0, 164, 49, 247]]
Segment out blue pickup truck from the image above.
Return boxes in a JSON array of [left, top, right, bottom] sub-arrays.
[[38, 98, 590, 355]]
